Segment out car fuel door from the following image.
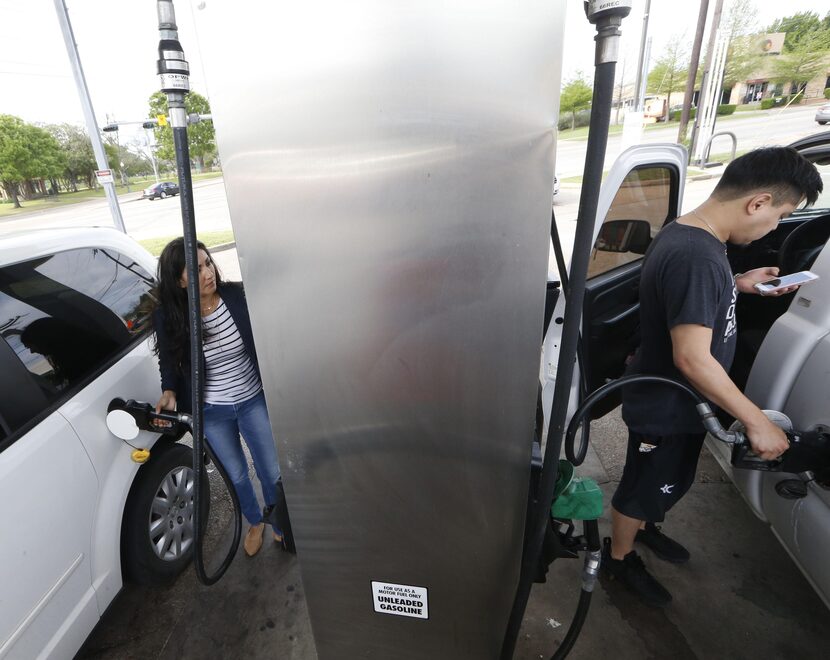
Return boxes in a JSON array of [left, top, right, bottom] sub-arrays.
[[580, 144, 687, 417]]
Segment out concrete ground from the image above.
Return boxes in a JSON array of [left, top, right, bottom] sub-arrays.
[[76, 428, 830, 660]]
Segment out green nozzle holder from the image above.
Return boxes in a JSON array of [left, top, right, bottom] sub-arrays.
[[551, 459, 603, 521]]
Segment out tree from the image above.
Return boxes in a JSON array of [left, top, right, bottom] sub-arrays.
[[0, 115, 64, 207], [769, 30, 830, 95], [148, 90, 216, 169], [646, 39, 688, 120], [724, 0, 759, 42], [767, 11, 829, 52], [560, 74, 593, 130], [721, 0, 763, 92], [45, 123, 97, 191]]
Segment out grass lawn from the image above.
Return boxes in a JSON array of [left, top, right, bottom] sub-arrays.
[[558, 108, 767, 142], [138, 230, 236, 256], [0, 170, 224, 219]]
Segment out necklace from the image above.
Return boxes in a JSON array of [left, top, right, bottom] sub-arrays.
[[201, 294, 219, 315], [691, 209, 725, 243]]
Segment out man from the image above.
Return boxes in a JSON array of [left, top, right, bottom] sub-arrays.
[[602, 147, 823, 607]]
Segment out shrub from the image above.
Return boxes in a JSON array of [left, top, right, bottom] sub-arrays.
[[717, 104, 736, 116], [669, 107, 696, 122], [825, 88, 830, 100], [558, 108, 592, 131], [782, 95, 802, 105], [760, 98, 775, 110]]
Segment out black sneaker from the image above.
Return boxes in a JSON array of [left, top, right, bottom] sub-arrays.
[[636, 523, 690, 564], [602, 537, 672, 608]]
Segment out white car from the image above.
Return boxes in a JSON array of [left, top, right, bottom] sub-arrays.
[[541, 132, 830, 608], [0, 228, 196, 659]]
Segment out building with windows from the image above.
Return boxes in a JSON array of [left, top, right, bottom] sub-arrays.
[[728, 32, 830, 106]]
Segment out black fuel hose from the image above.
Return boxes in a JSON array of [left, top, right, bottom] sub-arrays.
[[501, 6, 632, 656], [565, 374, 706, 465], [157, 0, 240, 586], [551, 519, 601, 660], [157, 408, 243, 582]]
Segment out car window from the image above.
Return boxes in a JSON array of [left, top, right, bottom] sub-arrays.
[[587, 165, 676, 279], [0, 248, 156, 434], [809, 160, 830, 211]]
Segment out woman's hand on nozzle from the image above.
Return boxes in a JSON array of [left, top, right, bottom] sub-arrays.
[[154, 390, 177, 428]]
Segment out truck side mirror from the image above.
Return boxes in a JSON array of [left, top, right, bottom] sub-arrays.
[[595, 219, 651, 255]]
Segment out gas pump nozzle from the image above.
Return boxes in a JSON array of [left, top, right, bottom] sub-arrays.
[[106, 397, 192, 439], [731, 428, 830, 473], [701, 407, 830, 473]]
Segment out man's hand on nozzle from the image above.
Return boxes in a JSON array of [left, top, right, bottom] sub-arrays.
[[744, 415, 790, 461]]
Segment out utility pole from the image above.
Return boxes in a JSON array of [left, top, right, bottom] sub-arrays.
[[53, 0, 126, 233], [690, 0, 725, 159], [633, 0, 652, 111], [144, 126, 161, 183], [616, 57, 626, 124], [678, 0, 709, 145]]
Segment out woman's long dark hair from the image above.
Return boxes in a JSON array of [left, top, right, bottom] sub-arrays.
[[151, 237, 223, 369]]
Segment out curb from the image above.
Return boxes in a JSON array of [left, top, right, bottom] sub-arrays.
[[209, 241, 236, 253]]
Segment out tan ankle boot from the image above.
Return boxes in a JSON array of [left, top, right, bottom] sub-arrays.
[[244, 523, 265, 556]]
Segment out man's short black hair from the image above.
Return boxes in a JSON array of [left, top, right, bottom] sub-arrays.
[[712, 146, 823, 207]]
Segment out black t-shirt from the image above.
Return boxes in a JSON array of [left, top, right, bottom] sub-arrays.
[[622, 221, 737, 434]]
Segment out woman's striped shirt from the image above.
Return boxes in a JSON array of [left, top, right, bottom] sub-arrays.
[[202, 299, 262, 404]]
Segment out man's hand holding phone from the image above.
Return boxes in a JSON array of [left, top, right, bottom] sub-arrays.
[[736, 267, 818, 297]]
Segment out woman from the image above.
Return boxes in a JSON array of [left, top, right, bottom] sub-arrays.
[[152, 237, 281, 557]]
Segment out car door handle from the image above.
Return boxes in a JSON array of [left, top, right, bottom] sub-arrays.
[[592, 302, 639, 327]]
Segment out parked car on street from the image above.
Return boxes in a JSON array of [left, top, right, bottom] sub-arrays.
[[541, 131, 830, 609], [816, 103, 830, 126], [0, 228, 197, 659], [142, 181, 180, 200]]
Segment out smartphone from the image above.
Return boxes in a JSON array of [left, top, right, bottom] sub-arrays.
[[753, 270, 819, 294]]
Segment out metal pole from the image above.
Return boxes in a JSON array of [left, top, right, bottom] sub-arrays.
[[147, 129, 161, 183], [640, 36, 652, 110], [52, 0, 126, 233], [678, 0, 709, 144], [616, 57, 626, 124], [633, 0, 651, 111], [690, 0, 724, 160]]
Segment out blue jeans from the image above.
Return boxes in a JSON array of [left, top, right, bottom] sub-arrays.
[[203, 391, 281, 526]]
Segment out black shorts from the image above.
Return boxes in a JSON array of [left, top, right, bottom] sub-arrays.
[[611, 430, 705, 523]]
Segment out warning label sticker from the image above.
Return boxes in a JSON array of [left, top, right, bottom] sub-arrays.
[[371, 581, 428, 620]]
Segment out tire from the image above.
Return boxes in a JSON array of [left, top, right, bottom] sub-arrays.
[[160, 191, 168, 199], [819, 121, 828, 126], [122, 443, 208, 585]]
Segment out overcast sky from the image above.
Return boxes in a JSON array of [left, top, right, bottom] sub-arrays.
[[0, 0, 821, 146]]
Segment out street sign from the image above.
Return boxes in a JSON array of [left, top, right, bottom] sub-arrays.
[[95, 169, 114, 184]]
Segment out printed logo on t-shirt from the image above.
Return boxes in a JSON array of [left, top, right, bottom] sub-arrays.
[[723, 284, 738, 342]]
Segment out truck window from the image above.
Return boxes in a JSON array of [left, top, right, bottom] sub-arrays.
[[587, 166, 675, 278]]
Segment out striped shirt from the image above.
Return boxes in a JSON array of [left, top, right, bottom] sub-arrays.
[[202, 299, 262, 404]]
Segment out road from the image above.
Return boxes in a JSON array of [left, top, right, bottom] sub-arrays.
[[555, 104, 822, 177], [0, 177, 231, 240], [1, 104, 823, 244]]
